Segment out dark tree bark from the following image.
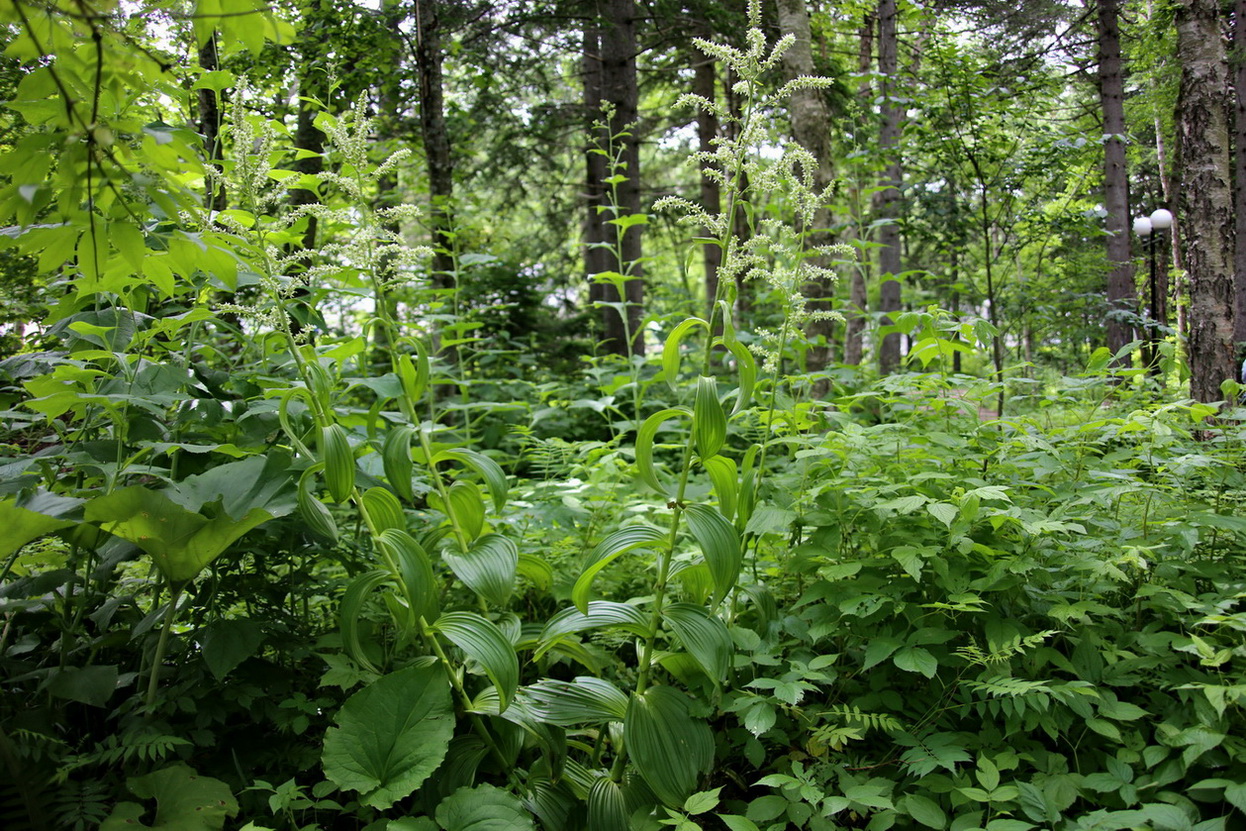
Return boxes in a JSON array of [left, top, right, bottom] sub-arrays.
[[1234, 0, 1246, 346], [583, 22, 613, 337], [416, 0, 455, 285], [1175, 0, 1237, 402], [197, 35, 226, 211], [844, 9, 875, 367], [777, 0, 837, 381], [1098, 0, 1135, 359], [876, 0, 903, 375]]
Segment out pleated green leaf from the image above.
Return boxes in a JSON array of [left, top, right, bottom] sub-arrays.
[[296, 466, 338, 544], [703, 455, 738, 521], [375, 528, 439, 625], [693, 375, 727, 461], [517, 551, 553, 591], [587, 775, 629, 831], [521, 676, 630, 725], [381, 425, 415, 503], [443, 533, 518, 608], [320, 423, 355, 504], [322, 664, 454, 809], [624, 685, 714, 808], [541, 601, 650, 643], [572, 526, 667, 613], [635, 407, 691, 494], [445, 480, 485, 541], [662, 317, 709, 387], [434, 611, 520, 712], [663, 603, 732, 684], [720, 339, 756, 415], [435, 783, 535, 831], [435, 448, 508, 511], [396, 339, 430, 408], [340, 569, 392, 673], [684, 504, 741, 609], [362, 487, 405, 534]]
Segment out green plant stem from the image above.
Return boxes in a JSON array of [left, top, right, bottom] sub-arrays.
[[145, 582, 186, 713]]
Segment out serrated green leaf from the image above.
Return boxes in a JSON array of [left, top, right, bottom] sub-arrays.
[[894, 646, 938, 678], [322, 664, 454, 810], [434, 611, 520, 712]]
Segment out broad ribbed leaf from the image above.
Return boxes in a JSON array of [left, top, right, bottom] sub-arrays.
[[540, 601, 650, 646], [693, 376, 726, 461], [517, 551, 552, 591], [664, 603, 732, 684], [434, 611, 520, 712], [572, 526, 666, 613], [444, 533, 518, 608], [381, 425, 416, 503], [0, 499, 76, 558], [703, 456, 738, 521], [435, 783, 535, 831], [521, 676, 630, 725], [340, 569, 392, 672], [375, 529, 438, 625], [662, 317, 709, 387], [297, 466, 338, 543], [445, 480, 485, 540], [684, 504, 741, 609], [362, 487, 405, 534], [322, 664, 454, 809], [436, 448, 508, 511], [720, 340, 755, 414], [588, 776, 629, 831], [625, 685, 713, 808], [635, 407, 691, 494]]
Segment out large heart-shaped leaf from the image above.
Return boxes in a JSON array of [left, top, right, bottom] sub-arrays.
[[100, 764, 237, 831], [0, 494, 80, 557], [624, 685, 713, 808], [322, 664, 454, 809]]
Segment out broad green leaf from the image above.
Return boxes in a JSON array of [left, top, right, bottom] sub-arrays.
[[435, 783, 535, 831], [625, 685, 713, 808], [718, 815, 761, 831], [444, 480, 485, 540], [520, 676, 630, 725], [684, 788, 722, 815], [703, 456, 738, 521], [48, 664, 118, 707], [684, 504, 741, 609], [718, 339, 756, 414], [693, 376, 727, 461], [434, 611, 520, 712], [927, 502, 958, 528], [903, 794, 947, 829], [588, 776, 628, 831], [894, 647, 938, 678], [199, 619, 264, 679], [322, 664, 454, 809], [362, 487, 405, 534], [635, 407, 691, 494], [340, 570, 392, 673], [382, 425, 416, 503], [375, 529, 439, 626], [435, 448, 508, 511], [444, 533, 518, 608], [662, 317, 709, 386], [538, 601, 650, 657], [0, 498, 77, 557], [664, 603, 732, 683], [100, 764, 238, 831], [572, 526, 666, 613], [297, 466, 338, 544]]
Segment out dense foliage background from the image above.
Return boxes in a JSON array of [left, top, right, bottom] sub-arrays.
[[0, 1, 1244, 831]]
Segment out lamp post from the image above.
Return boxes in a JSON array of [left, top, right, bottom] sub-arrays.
[[1133, 208, 1173, 374]]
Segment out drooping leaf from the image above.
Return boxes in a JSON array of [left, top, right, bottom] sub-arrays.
[[374, 529, 439, 627], [435, 448, 509, 512], [539, 601, 650, 652], [434, 783, 535, 831], [0, 498, 78, 558], [434, 611, 520, 712], [444, 480, 486, 541], [322, 664, 454, 809], [663, 603, 732, 684], [693, 375, 727, 461], [662, 317, 709, 387], [339, 570, 394, 674], [572, 526, 666, 613], [624, 685, 714, 808], [382, 425, 416, 503], [443, 533, 519, 608], [635, 407, 691, 494], [520, 676, 630, 725], [684, 504, 741, 609]]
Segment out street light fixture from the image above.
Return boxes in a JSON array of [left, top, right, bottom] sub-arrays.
[[1134, 208, 1173, 375]]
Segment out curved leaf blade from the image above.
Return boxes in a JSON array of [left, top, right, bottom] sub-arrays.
[[684, 504, 741, 609], [635, 407, 690, 494], [435, 783, 535, 831], [664, 603, 732, 684], [703, 456, 738, 522], [662, 317, 709, 387], [693, 375, 726, 461], [572, 526, 666, 613], [434, 611, 520, 712], [443, 533, 519, 608], [375, 529, 439, 625], [436, 448, 509, 512], [520, 676, 630, 725], [624, 685, 713, 808]]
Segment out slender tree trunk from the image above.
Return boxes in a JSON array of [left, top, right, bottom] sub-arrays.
[[197, 35, 226, 211], [693, 45, 721, 321], [598, 0, 645, 356], [1175, 0, 1237, 402], [1234, 0, 1246, 345], [877, 0, 903, 375], [416, 0, 455, 285], [777, 0, 837, 383], [1098, 0, 1135, 360], [844, 11, 874, 367], [583, 22, 613, 345], [725, 66, 752, 322]]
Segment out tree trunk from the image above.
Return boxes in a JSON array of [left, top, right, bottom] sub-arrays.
[[1234, 0, 1246, 345], [583, 22, 613, 344], [876, 0, 903, 375], [693, 43, 721, 321], [1098, 0, 1135, 360], [777, 0, 837, 382], [416, 0, 455, 285], [844, 11, 874, 367], [1175, 0, 1237, 402], [197, 35, 226, 211]]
